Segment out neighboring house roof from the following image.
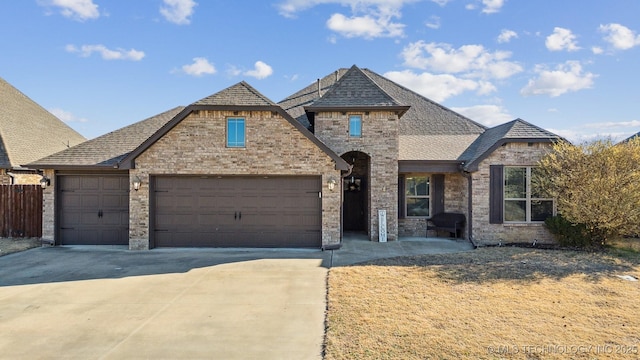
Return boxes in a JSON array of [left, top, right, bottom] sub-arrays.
[[28, 106, 185, 168], [119, 82, 350, 171], [304, 65, 409, 115], [0, 77, 86, 169], [460, 118, 562, 171], [620, 131, 640, 144]]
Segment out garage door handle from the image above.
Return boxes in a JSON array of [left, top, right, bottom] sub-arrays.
[[239, 211, 242, 220], [234, 211, 237, 220]]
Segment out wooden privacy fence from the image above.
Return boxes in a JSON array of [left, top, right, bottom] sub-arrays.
[[0, 185, 43, 238]]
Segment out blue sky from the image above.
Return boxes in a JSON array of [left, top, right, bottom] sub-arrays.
[[1, 0, 639, 142]]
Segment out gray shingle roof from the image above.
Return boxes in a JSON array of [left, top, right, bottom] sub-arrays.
[[279, 66, 486, 161], [29, 106, 184, 168], [460, 118, 561, 171], [0, 77, 86, 169], [306, 65, 405, 109], [193, 81, 275, 106]]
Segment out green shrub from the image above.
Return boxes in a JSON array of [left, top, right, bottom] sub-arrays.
[[544, 215, 601, 248]]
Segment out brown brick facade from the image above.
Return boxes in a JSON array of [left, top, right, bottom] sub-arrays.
[[129, 109, 342, 250], [471, 142, 554, 245], [314, 111, 399, 241]]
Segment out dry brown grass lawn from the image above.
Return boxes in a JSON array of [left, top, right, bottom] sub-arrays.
[[325, 247, 640, 360], [0, 237, 41, 256]]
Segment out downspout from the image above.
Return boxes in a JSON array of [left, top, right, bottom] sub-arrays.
[[6, 172, 15, 185], [461, 170, 477, 248]]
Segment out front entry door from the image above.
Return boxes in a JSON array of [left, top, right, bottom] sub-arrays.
[[343, 177, 366, 231]]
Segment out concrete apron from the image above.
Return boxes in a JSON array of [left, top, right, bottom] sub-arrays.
[[0, 254, 328, 360]]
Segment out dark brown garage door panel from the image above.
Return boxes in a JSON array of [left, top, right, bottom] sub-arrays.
[[58, 175, 129, 245], [152, 176, 322, 248]]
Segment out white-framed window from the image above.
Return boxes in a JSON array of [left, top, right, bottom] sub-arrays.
[[406, 175, 430, 217], [349, 114, 362, 137], [504, 166, 554, 222]]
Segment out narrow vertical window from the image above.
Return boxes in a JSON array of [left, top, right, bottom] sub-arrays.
[[406, 175, 430, 217], [349, 115, 362, 137], [227, 117, 245, 148]]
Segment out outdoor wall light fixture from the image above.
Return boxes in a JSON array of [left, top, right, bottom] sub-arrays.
[[327, 178, 337, 191], [40, 176, 50, 189], [132, 176, 142, 191]]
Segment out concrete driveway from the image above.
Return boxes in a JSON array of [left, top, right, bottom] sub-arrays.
[[0, 238, 473, 359], [0, 247, 330, 359]]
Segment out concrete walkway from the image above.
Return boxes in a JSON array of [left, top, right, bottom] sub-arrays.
[[0, 236, 472, 359]]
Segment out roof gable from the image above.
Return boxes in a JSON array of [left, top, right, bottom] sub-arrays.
[[461, 118, 561, 171], [120, 82, 350, 171], [306, 65, 405, 109], [0, 77, 86, 168], [193, 81, 275, 107]]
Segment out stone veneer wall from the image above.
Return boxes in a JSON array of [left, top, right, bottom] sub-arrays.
[[0, 169, 11, 185], [314, 111, 399, 241], [399, 173, 468, 238], [41, 168, 55, 243], [471, 142, 554, 245], [130, 110, 342, 250]]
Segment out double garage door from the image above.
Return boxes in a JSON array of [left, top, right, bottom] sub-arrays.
[[151, 176, 322, 248]]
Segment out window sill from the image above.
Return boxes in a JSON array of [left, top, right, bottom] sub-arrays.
[[503, 222, 545, 227]]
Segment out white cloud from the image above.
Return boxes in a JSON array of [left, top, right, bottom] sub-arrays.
[[450, 104, 513, 126], [276, 0, 415, 38], [40, 0, 100, 21], [384, 70, 494, 102], [425, 15, 440, 29], [520, 61, 596, 97], [400, 41, 523, 80], [430, 0, 451, 5], [583, 120, 640, 129], [548, 125, 639, 144], [481, 0, 505, 14], [545, 27, 580, 52], [326, 12, 404, 38], [160, 0, 197, 25], [591, 46, 604, 54], [244, 61, 273, 79], [497, 29, 517, 43], [49, 108, 88, 123], [599, 23, 640, 50], [180, 57, 216, 76], [65, 44, 145, 61]]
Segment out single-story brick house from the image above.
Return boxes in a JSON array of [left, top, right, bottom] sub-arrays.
[[1, 77, 86, 185], [29, 65, 560, 249]]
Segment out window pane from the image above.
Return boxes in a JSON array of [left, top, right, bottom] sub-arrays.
[[504, 167, 526, 198], [530, 167, 546, 198], [407, 198, 429, 217], [531, 200, 554, 222], [504, 200, 526, 222], [227, 118, 245, 147], [406, 176, 429, 196], [349, 115, 362, 137]]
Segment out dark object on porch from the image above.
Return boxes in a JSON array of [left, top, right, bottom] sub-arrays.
[[427, 212, 466, 239]]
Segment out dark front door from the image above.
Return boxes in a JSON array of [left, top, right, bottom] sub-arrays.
[[343, 177, 366, 231], [151, 176, 322, 248], [57, 174, 129, 245]]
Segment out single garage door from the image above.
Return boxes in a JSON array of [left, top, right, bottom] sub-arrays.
[[58, 174, 129, 245], [152, 176, 322, 248]]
